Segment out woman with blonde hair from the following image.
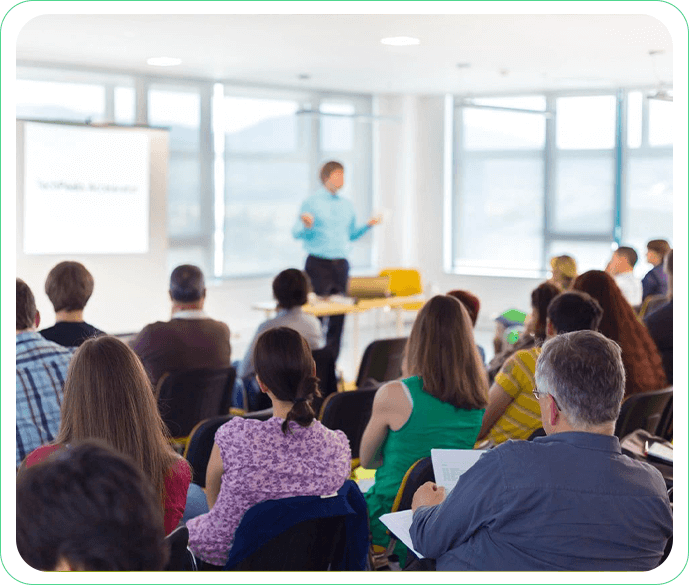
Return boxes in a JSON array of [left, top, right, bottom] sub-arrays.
[[360, 295, 488, 562], [22, 336, 191, 535]]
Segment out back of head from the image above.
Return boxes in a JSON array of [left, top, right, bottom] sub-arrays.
[[273, 268, 309, 309], [254, 327, 320, 434], [45, 261, 94, 312], [571, 270, 630, 342], [647, 239, 671, 257], [404, 295, 487, 410], [169, 264, 205, 303], [547, 291, 603, 334], [615, 246, 638, 268], [446, 289, 480, 327], [550, 255, 578, 288], [531, 282, 561, 340], [319, 160, 344, 184], [535, 331, 625, 428], [16, 440, 168, 571], [57, 336, 178, 509], [16, 278, 37, 331]]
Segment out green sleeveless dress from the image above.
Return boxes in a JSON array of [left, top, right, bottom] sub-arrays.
[[363, 376, 485, 560]]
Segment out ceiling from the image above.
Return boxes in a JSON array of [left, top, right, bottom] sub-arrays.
[[16, 13, 674, 95]]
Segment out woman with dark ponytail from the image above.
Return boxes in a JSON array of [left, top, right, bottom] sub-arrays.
[[187, 327, 351, 568]]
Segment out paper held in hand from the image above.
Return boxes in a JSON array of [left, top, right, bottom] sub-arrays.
[[378, 448, 485, 560]]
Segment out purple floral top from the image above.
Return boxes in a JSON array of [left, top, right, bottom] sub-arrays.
[[187, 416, 351, 566]]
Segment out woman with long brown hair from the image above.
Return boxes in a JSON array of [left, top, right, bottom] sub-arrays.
[[187, 327, 350, 568], [22, 336, 191, 534], [359, 295, 488, 562], [572, 270, 667, 396]]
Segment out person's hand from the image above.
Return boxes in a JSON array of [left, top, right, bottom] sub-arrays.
[[301, 213, 314, 228], [367, 214, 382, 227], [411, 481, 446, 511]]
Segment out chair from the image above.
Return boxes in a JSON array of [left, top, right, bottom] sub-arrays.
[[319, 388, 377, 462], [614, 387, 673, 439], [163, 525, 197, 571], [224, 480, 368, 571], [355, 337, 407, 390], [312, 347, 338, 413], [655, 396, 673, 441], [183, 414, 233, 487], [156, 367, 236, 441], [638, 294, 668, 319], [379, 268, 425, 312]]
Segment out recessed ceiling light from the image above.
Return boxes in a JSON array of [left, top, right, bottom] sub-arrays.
[[380, 36, 420, 46], [146, 57, 182, 67]]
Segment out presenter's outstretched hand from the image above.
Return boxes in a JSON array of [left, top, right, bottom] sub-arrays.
[[411, 481, 446, 511], [367, 215, 382, 227], [301, 213, 315, 228]]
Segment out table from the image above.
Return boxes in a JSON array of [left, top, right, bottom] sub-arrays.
[[252, 294, 425, 361]]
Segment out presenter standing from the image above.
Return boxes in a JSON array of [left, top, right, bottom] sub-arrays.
[[292, 161, 380, 362]]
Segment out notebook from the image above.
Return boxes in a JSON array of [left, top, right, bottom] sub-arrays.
[[346, 276, 391, 300]]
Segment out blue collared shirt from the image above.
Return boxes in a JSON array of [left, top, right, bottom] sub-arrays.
[[410, 432, 672, 571], [292, 188, 370, 260], [16, 332, 73, 466]]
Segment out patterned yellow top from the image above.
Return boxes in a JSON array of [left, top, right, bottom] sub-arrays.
[[488, 347, 543, 445]]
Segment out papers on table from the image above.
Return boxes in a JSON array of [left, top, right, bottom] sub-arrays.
[[379, 510, 425, 559], [431, 448, 484, 493], [378, 449, 484, 559]]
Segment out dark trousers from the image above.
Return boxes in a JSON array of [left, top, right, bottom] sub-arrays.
[[305, 254, 349, 362]]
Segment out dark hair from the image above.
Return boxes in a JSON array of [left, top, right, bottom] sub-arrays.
[[44, 261, 94, 312], [615, 246, 638, 268], [446, 289, 480, 327], [647, 239, 671, 257], [572, 270, 667, 396], [16, 278, 37, 330], [16, 440, 168, 571], [254, 327, 320, 434], [273, 269, 309, 309], [319, 160, 344, 184], [169, 264, 205, 303], [531, 282, 561, 341], [404, 295, 488, 410], [547, 291, 603, 334], [665, 249, 673, 277]]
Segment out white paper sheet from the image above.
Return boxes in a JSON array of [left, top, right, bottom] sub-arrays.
[[379, 509, 424, 559], [431, 448, 484, 493]]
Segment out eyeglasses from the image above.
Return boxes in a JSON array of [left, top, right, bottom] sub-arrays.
[[532, 386, 561, 411]]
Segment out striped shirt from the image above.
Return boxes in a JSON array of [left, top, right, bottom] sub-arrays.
[[488, 347, 543, 445], [16, 332, 73, 467]]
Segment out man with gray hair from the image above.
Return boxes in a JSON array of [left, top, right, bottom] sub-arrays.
[[409, 330, 672, 570], [131, 265, 231, 386]]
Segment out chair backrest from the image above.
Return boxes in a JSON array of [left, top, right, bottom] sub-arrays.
[[319, 389, 377, 460], [163, 525, 197, 571], [615, 387, 673, 439], [379, 268, 423, 296], [156, 367, 236, 439], [183, 414, 233, 487], [391, 457, 435, 513], [638, 294, 668, 319], [655, 395, 673, 441], [355, 337, 407, 389], [312, 347, 338, 413]]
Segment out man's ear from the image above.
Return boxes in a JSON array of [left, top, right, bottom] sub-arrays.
[[34, 310, 41, 329], [548, 395, 560, 427]]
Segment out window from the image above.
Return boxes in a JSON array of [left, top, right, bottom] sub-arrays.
[[452, 91, 673, 275]]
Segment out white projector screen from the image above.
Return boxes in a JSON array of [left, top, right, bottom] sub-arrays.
[[23, 122, 150, 254]]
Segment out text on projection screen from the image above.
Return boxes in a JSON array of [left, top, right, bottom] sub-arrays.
[[24, 122, 150, 254]]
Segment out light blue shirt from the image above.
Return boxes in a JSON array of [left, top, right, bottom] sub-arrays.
[[292, 188, 370, 260]]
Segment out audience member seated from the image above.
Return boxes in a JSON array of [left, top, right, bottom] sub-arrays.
[[131, 264, 231, 386], [409, 331, 673, 570], [187, 327, 350, 569], [22, 336, 191, 534], [645, 249, 673, 384], [16, 278, 72, 468], [488, 282, 560, 383], [572, 270, 667, 397], [446, 289, 486, 364], [477, 291, 603, 446], [39, 261, 105, 347], [238, 268, 325, 410], [548, 255, 578, 291], [359, 295, 487, 564], [17, 441, 169, 571], [642, 239, 671, 301], [605, 246, 642, 307]]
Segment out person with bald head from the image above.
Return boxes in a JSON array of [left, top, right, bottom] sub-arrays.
[[130, 265, 231, 386]]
